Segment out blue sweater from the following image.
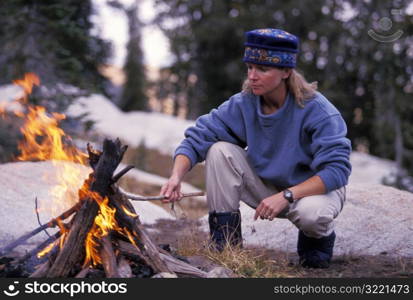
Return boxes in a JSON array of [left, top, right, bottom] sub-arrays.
[[175, 91, 352, 193]]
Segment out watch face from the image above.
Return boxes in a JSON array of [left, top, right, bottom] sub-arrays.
[[284, 190, 293, 202]]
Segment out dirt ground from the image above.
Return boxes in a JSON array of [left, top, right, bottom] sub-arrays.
[[148, 218, 413, 278]]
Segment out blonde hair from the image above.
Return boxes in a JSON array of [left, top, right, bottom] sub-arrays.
[[242, 69, 318, 107]]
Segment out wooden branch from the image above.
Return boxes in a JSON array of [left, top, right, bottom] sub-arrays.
[[135, 223, 173, 273], [30, 260, 51, 278], [47, 139, 127, 278], [118, 187, 205, 201], [112, 165, 134, 183], [18, 231, 62, 264], [117, 240, 207, 278], [35, 197, 51, 238], [86, 143, 101, 171], [109, 191, 173, 274], [99, 235, 120, 278], [0, 203, 79, 256], [158, 252, 208, 278], [117, 240, 150, 265], [75, 266, 91, 278]]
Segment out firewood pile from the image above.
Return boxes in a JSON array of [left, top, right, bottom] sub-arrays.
[[0, 139, 207, 278]]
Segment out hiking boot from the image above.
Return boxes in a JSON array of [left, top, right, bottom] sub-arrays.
[[208, 210, 242, 252], [297, 230, 336, 269]]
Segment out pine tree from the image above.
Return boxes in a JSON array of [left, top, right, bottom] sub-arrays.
[[0, 0, 110, 94], [117, 1, 148, 112]]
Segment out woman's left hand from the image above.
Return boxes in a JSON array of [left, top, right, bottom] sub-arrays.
[[254, 193, 289, 221]]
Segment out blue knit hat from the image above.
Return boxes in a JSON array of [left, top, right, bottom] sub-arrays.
[[243, 28, 299, 68]]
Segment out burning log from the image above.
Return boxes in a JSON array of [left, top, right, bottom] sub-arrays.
[[45, 139, 126, 277], [3, 138, 206, 278], [99, 235, 120, 278]]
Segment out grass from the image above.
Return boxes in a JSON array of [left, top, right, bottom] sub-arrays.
[[203, 246, 297, 278], [156, 220, 301, 278], [174, 231, 301, 278], [151, 219, 413, 278]]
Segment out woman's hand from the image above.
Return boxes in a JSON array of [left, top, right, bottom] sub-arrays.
[[254, 193, 289, 221], [160, 154, 191, 203], [160, 176, 183, 203]]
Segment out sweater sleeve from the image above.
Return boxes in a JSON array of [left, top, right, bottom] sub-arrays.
[[308, 114, 352, 192], [174, 97, 247, 169]]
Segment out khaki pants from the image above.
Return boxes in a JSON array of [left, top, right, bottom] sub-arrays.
[[205, 142, 346, 238]]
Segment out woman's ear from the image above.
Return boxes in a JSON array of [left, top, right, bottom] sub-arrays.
[[283, 68, 292, 79]]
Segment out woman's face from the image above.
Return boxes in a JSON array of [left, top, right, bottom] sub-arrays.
[[246, 63, 290, 97]]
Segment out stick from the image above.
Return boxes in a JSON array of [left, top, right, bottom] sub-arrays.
[[110, 192, 173, 274], [117, 240, 207, 278], [118, 188, 205, 201], [30, 260, 51, 278], [18, 231, 62, 264], [100, 235, 120, 278], [158, 252, 208, 278], [0, 203, 80, 256], [112, 165, 134, 183], [35, 197, 51, 238], [75, 266, 91, 278]]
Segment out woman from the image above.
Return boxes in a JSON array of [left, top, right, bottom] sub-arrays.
[[160, 28, 351, 269]]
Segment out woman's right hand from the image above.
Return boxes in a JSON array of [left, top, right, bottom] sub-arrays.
[[160, 176, 183, 203]]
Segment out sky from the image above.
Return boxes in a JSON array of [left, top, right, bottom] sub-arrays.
[[91, 0, 172, 68]]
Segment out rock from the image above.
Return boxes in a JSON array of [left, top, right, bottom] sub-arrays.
[[151, 272, 178, 278], [206, 266, 234, 278], [200, 183, 413, 258], [117, 258, 133, 278]]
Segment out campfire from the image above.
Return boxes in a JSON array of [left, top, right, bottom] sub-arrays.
[[0, 74, 207, 278]]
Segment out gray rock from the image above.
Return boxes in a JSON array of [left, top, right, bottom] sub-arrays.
[[151, 272, 178, 278], [206, 266, 234, 278], [200, 183, 413, 258]]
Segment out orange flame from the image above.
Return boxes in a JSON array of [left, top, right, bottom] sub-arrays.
[[0, 73, 91, 256], [83, 191, 140, 267], [83, 194, 118, 267], [121, 205, 138, 218], [9, 73, 88, 216], [13, 72, 40, 103], [37, 240, 58, 258]]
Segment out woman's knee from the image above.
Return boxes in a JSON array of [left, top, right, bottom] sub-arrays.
[[206, 142, 241, 160], [298, 212, 333, 238], [288, 197, 335, 238]]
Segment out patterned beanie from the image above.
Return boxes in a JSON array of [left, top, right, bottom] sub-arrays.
[[243, 28, 299, 68]]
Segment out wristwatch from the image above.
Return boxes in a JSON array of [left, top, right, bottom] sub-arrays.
[[283, 189, 294, 203]]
